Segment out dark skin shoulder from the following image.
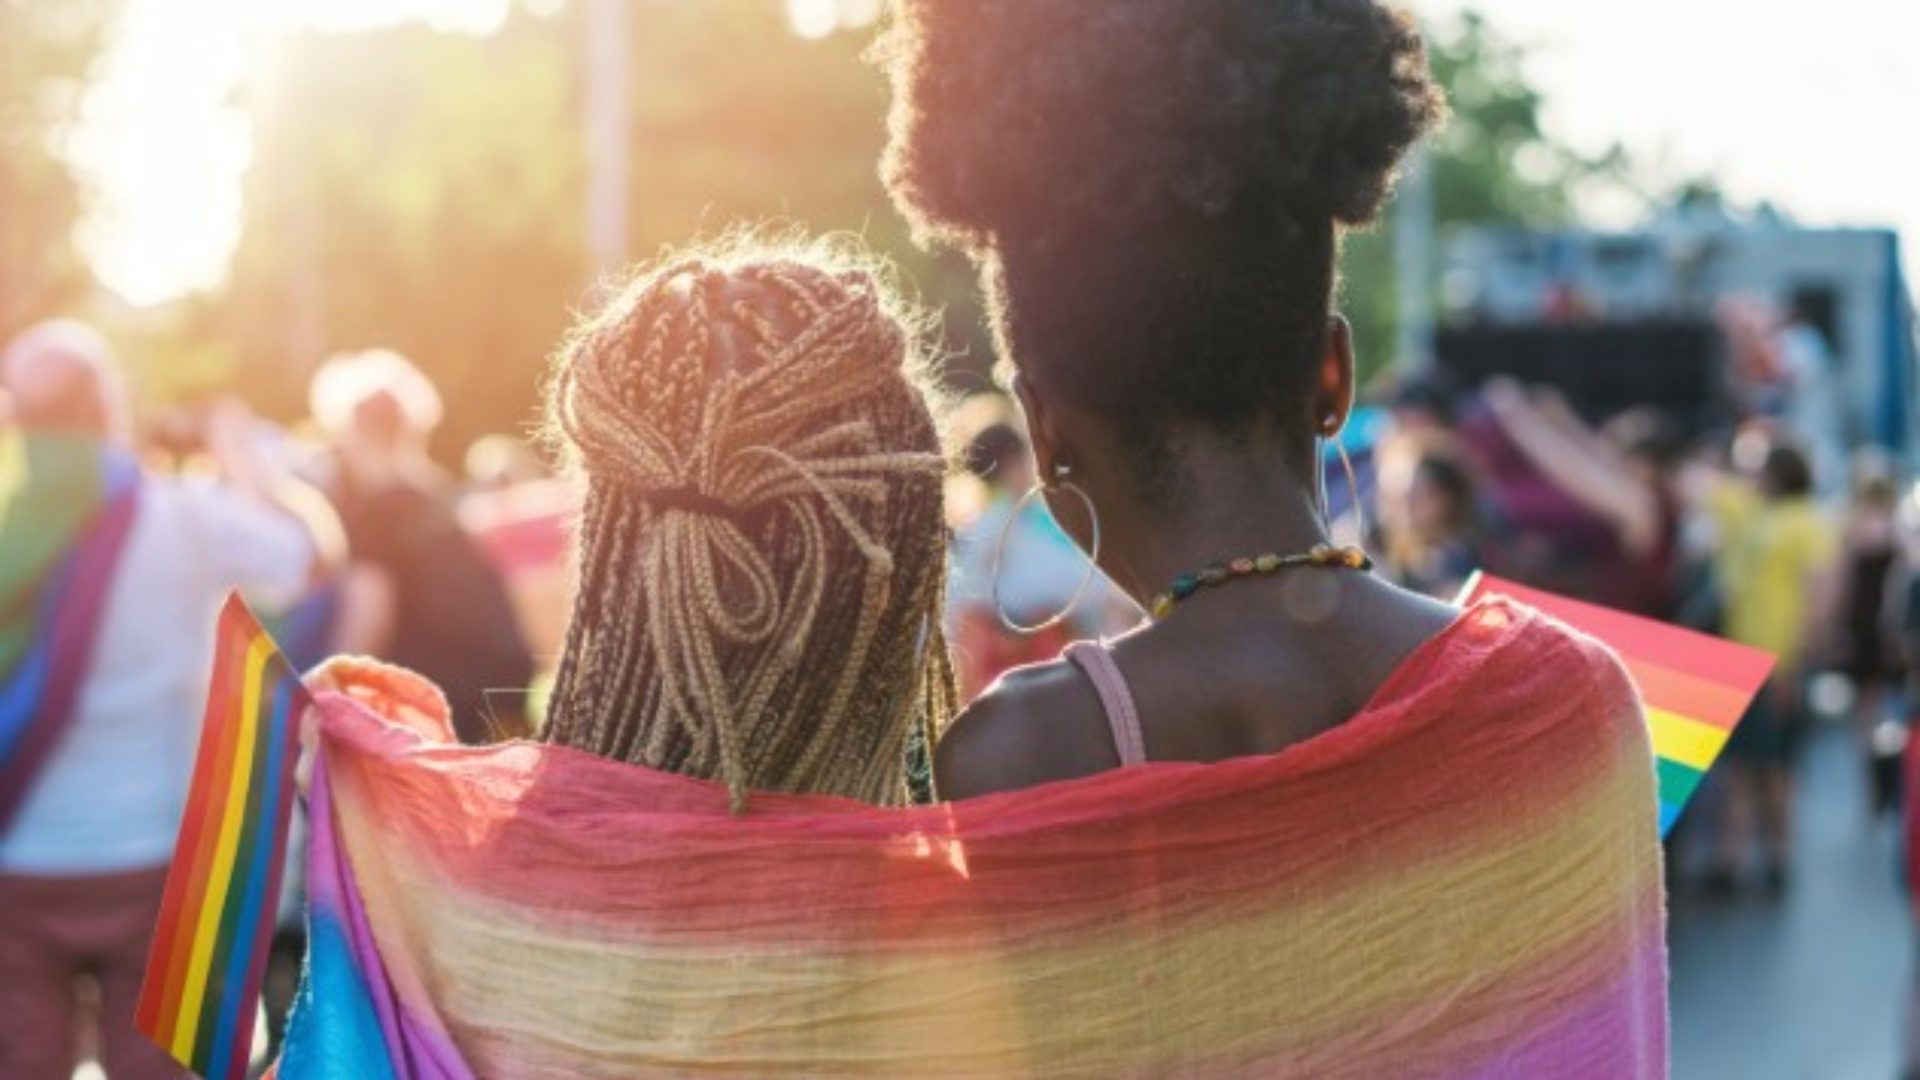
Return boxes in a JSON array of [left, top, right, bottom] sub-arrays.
[[935, 658, 1121, 800], [938, 573, 1461, 801]]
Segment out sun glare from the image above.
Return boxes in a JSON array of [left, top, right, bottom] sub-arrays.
[[786, 0, 882, 41], [71, 0, 511, 309], [77, 0, 885, 308], [787, 0, 838, 41]]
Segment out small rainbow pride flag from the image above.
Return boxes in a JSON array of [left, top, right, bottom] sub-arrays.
[[1463, 573, 1776, 836], [137, 595, 311, 1080]]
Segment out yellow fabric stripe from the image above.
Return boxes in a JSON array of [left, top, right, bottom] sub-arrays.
[[171, 634, 271, 1060], [1647, 707, 1728, 771]]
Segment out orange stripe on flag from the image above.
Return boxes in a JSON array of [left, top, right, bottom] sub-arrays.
[[1622, 658, 1750, 733]]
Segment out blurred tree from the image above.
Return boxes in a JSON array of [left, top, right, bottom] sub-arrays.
[[210, 3, 1608, 450], [217, 0, 984, 463], [617, 0, 982, 381], [218, 7, 587, 449], [1422, 12, 1631, 227], [1342, 12, 1634, 384], [0, 0, 118, 338]]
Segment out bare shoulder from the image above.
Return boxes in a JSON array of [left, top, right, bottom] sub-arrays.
[[935, 657, 1118, 802], [1498, 599, 1648, 735], [1564, 625, 1645, 717]]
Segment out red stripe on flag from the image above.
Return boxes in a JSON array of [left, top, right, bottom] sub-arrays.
[[1467, 575, 1774, 694]]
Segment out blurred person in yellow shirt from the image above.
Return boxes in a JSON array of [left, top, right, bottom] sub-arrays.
[[1697, 425, 1836, 894]]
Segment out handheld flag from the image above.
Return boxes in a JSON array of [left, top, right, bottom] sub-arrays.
[[136, 595, 311, 1080], [1462, 573, 1775, 836]]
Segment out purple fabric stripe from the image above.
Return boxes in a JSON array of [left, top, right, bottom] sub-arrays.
[[1464, 934, 1670, 1078], [287, 753, 473, 1078], [0, 604, 55, 763]]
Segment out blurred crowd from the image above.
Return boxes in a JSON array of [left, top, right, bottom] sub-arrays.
[[931, 299, 1917, 1010], [1346, 302, 1920, 1070], [1373, 375, 1878, 885], [1, 291, 1916, 1074], [0, 327, 557, 1075]]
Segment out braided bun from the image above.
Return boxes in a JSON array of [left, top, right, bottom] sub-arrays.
[[543, 240, 957, 811]]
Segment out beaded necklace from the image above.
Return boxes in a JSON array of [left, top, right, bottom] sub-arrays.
[[1147, 544, 1372, 622]]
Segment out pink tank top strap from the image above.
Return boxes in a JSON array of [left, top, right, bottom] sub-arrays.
[[1064, 641, 1148, 768]]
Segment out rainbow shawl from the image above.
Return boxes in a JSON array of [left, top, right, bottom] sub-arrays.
[[272, 597, 1667, 1078], [0, 431, 141, 832]]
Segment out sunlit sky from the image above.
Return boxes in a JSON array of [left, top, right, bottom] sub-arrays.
[[72, 0, 1920, 307], [1423, 0, 1920, 258]]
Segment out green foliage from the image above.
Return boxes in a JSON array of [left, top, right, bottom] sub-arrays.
[[0, 0, 118, 337], [1428, 12, 1575, 227], [615, 0, 983, 380], [217, 8, 588, 445], [214, 0, 985, 461], [1342, 12, 1634, 384]]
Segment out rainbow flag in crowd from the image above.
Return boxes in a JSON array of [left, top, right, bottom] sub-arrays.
[[0, 433, 141, 831], [1463, 573, 1776, 836], [137, 597, 311, 1080], [261, 597, 1665, 1077]]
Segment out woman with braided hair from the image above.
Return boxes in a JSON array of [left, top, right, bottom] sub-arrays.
[[539, 241, 957, 809]]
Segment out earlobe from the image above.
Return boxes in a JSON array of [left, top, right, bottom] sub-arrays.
[[1318, 316, 1358, 435]]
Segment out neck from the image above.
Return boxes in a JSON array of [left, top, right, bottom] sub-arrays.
[[1095, 465, 1331, 606]]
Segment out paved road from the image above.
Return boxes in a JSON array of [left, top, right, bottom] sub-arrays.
[[1670, 725, 1915, 1079]]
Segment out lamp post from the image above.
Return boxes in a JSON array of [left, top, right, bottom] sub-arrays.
[[584, 0, 631, 276]]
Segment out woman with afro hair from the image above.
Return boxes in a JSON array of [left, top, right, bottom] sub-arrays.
[[880, 1, 1668, 1072]]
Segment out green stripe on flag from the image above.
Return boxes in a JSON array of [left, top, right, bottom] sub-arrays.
[[1657, 756, 1706, 811]]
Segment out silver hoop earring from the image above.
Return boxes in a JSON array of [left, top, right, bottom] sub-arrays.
[[1318, 426, 1369, 550], [1315, 434, 1334, 538], [1335, 434, 1368, 548], [992, 464, 1102, 635]]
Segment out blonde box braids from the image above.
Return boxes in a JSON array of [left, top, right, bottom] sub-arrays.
[[544, 247, 957, 811]]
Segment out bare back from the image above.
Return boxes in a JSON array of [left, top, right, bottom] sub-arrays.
[[937, 572, 1461, 800]]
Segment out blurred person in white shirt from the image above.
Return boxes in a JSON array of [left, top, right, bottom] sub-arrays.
[[0, 321, 339, 1080]]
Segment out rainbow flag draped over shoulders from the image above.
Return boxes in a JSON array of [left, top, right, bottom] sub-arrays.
[[138, 597, 313, 1080], [262, 596, 1666, 1078], [1462, 573, 1775, 836], [0, 431, 141, 831]]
